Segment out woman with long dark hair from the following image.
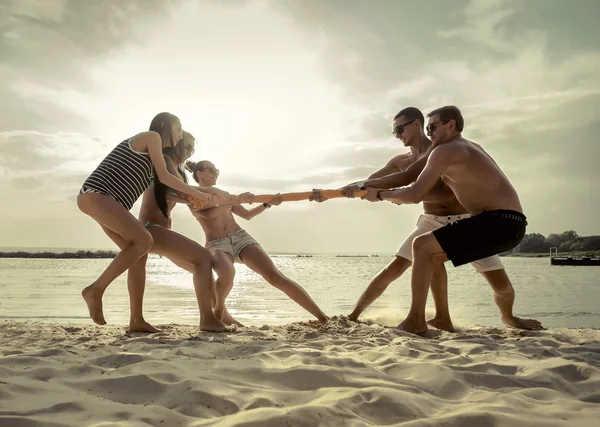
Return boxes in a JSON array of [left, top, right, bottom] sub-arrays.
[[77, 113, 218, 328]]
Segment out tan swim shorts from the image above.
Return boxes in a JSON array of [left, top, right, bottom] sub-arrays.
[[205, 229, 259, 263]]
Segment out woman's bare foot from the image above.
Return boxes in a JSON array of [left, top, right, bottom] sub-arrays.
[[397, 316, 428, 335], [220, 307, 245, 327], [128, 319, 161, 333], [200, 318, 233, 333], [82, 285, 106, 325], [214, 305, 236, 324], [318, 314, 330, 325], [502, 316, 544, 330], [347, 311, 360, 322], [427, 316, 455, 332]]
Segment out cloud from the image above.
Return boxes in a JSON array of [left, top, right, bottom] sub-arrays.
[[269, 0, 600, 239], [0, 130, 102, 220], [438, 0, 524, 52], [1, 0, 183, 133], [0, 1, 190, 223], [275, 0, 600, 179], [1, 0, 599, 250], [0, 130, 106, 170]]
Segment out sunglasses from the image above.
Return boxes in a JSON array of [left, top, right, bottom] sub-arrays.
[[392, 119, 416, 137], [426, 121, 448, 133]]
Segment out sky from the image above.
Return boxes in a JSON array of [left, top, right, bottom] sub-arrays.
[[1, 0, 599, 254]]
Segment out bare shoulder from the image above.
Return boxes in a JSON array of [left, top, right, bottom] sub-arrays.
[[388, 152, 415, 170], [468, 140, 489, 155], [431, 141, 467, 160], [130, 131, 160, 152]]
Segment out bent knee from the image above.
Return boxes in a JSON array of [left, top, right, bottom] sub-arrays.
[[213, 260, 236, 280], [138, 231, 154, 251], [412, 234, 435, 253], [216, 268, 236, 283], [191, 246, 212, 266]]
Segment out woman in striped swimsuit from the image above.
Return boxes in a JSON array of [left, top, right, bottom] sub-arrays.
[[127, 131, 243, 332], [77, 112, 229, 332]]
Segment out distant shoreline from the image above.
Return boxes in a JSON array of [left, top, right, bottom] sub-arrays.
[[0, 250, 117, 259], [1, 250, 599, 259]]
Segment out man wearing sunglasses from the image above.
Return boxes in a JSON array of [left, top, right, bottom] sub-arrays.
[[311, 106, 541, 333], [364, 105, 539, 335]]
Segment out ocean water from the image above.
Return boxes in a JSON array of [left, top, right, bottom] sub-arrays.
[[0, 256, 598, 329]]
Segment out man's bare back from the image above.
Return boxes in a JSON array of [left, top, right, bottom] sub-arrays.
[[436, 138, 523, 215]]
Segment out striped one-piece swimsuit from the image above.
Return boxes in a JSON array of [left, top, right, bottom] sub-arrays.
[[79, 135, 154, 211]]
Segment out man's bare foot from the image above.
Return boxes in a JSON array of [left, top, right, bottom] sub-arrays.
[[427, 316, 455, 332], [81, 285, 106, 325], [502, 316, 544, 330], [397, 316, 428, 335], [128, 320, 161, 333], [200, 319, 233, 333]]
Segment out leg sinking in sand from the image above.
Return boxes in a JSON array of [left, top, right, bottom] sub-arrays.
[[347, 255, 455, 332], [482, 269, 544, 330], [348, 256, 411, 321], [210, 250, 244, 327], [240, 244, 329, 324], [398, 233, 448, 335], [426, 263, 455, 332], [147, 226, 232, 332], [127, 254, 161, 333]]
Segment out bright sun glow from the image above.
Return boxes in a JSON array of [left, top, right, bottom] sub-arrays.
[[47, 1, 366, 188]]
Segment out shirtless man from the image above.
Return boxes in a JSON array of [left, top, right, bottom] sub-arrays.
[[186, 160, 329, 325], [369, 105, 538, 335], [312, 107, 542, 332]]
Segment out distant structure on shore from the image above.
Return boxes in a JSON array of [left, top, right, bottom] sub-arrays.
[[549, 247, 600, 266]]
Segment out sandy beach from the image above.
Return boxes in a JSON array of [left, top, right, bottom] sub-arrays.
[[1, 318, 599, 426]]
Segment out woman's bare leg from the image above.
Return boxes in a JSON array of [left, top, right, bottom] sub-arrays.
[[210, 250, 236, 321], [127, 254, 161, 333], [170, 257, 243, 327], [77, 193, 153, 325], [98, 224, 159, 333], [239, 244, 329, 323], [145, 226, 229, 332]]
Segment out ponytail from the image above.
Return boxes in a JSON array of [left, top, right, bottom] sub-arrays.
[[185, 160, 200, 183]]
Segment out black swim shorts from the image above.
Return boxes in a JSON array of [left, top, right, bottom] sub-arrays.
[[432, 209, 527, 267]]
